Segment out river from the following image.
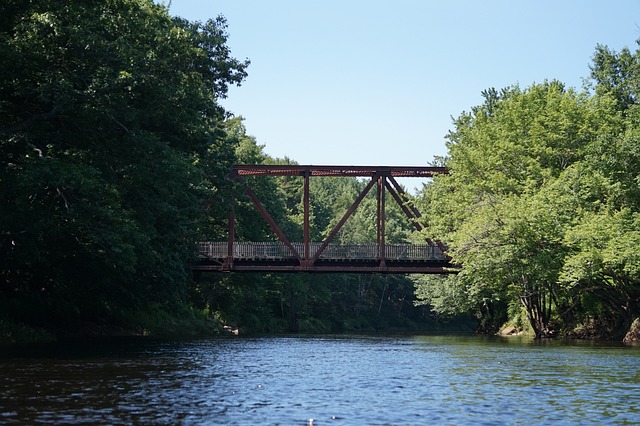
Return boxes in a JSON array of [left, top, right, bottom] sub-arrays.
[[1, 334, 639, 425]]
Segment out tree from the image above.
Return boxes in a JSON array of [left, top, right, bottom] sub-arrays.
[[554, 41, 640, 336], [416, 38, 640, 340], [0, 0, 248, 331], [589, 42, 640, 111], [415, 81, 615, 337]]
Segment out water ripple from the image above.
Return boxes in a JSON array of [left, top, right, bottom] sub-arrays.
[[1, 335, 640, 424]]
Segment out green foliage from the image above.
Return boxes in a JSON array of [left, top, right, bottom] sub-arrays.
[[0, 0, 248, 336], [0, 319, 55, 345], [589, 43, 640, 111], [12, 0, 640, 342], [416, 40, 640, 339], [118, 301, 219, 337]]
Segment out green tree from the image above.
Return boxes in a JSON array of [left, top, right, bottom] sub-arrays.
[[554, 41, 640, 336], [415, 81, 614, 337], [0, 0, 248, 332], [589, 42, 640, 111]]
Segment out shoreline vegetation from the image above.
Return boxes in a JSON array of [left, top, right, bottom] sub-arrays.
[[0, 315, 479, 346], [4, 309, 640, 346], [5, 316, 640, 347], [2, 1, 640, 345]]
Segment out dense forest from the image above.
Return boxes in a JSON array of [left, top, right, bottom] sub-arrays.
[[1, 1, 639, 343]]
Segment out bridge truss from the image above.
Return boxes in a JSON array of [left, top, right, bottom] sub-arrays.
[[195, 165, 453, 274]]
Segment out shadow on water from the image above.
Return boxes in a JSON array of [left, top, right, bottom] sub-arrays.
[[0, 335, 240, 360], [1, 332, 636, 361]]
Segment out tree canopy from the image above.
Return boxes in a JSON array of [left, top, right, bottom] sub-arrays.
[[415, 42, 640, 338], [0, 0, 248, 334]]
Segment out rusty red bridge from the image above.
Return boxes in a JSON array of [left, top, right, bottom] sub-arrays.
[[194, 164, 454, 274]]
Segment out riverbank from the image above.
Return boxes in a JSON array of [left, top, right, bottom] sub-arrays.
[[497, 316, 640, 345], [1, 310, 478, 345]]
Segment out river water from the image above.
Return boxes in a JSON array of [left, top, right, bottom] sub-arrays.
[[1, 334, 639, 425]]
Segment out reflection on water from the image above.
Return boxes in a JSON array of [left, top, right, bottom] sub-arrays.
[[1, 335, 639, 424]]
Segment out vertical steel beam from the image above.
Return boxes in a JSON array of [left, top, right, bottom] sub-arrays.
[[377, 177, 382, 245], [225, 203, 235, 271], [303, 171, 310, 266], [378, 175, 386, 268]]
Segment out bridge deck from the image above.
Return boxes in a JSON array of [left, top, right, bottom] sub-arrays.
[[195, 242, 453, 273]]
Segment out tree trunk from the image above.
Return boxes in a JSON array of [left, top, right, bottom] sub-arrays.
[[521, 291, 552, 338]]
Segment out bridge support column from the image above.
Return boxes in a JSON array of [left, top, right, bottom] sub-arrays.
[[224, 202, 235, 271], [303, 170, 310, 269], [377, 175, 387, 269]]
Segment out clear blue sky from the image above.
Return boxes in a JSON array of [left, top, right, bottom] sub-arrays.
[[166, 1, 640, 171]]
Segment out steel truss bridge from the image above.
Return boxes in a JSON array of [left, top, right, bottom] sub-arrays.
[[195, 164, 454, 274]]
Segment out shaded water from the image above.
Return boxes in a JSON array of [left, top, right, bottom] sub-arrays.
[[1, 335, 639, 424]]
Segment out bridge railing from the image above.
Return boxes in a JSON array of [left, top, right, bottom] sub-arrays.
[[197, 242, 446, 261]]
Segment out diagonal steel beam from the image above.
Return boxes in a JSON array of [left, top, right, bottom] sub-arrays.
[[385, 177, 423, 232], [310, 172, 381, 263], [386, 176, 446, 250], [233, 175, 302, 262]]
